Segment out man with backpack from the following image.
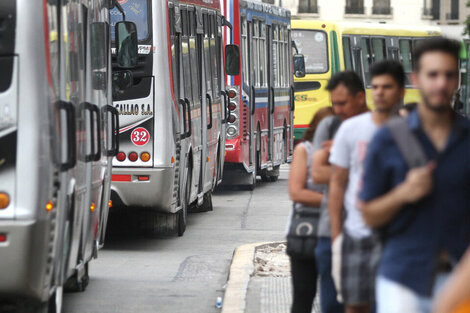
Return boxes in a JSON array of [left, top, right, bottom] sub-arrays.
[[360, 38, 470, 313], [311, 71, 368, 313], [328, 60, 405, 313]]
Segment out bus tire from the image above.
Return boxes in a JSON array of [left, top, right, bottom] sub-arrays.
[[199, 192, 213, 212], [178, 161, 192, 237]]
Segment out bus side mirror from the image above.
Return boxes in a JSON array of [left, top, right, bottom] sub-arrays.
[[293, 54, 306, 78], [113, 70, 133, 91], [115, 21, 138, 68], [225, 44, 240, 76]]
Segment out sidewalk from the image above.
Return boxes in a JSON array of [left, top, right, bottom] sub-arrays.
[[222, 242, 320, 313]]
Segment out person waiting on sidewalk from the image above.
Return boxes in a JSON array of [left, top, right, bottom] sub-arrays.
[[359, 38, 470, 313], [329, 60, 405, 313], [311, 71, 369, 313], [287, 107, 334, 313]]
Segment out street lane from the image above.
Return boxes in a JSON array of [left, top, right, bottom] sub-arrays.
[[63, 167, 291, 313]]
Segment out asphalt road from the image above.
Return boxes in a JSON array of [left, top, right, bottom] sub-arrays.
[[63, 166, 291, 313]]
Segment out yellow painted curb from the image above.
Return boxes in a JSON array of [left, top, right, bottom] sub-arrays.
[[221, 241, 281, 313]]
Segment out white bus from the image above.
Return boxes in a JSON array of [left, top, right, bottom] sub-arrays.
[[110, 0, 232, 236], [0, 0, 135, 311]]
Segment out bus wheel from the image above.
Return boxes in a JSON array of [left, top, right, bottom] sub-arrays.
[[261, 166, 279, 182], [200, 192, 213, 212], [64, 262, 89, 292], [178, 162, 192, 237], [245, 167, 257, 191]]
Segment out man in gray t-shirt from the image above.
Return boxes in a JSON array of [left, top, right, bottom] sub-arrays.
[[312, 71, 368, 313]]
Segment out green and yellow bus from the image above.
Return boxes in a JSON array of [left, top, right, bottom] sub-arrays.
[[291, 20, 441, 141]]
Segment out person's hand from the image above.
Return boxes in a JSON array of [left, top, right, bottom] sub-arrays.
[[322, 140, 333, 153], [400, 162, 436, 203]]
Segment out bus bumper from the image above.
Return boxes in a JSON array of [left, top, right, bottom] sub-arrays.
[[224, 137, 243, 163], [110, 167, 177, 213], [0, 220, 50, 301]]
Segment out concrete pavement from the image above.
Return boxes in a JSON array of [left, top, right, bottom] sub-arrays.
[[62, 166, 293, 313]]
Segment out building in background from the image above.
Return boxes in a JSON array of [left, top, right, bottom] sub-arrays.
[[263, 0, 470, 35]]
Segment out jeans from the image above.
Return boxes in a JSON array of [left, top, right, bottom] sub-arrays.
[[376, 274, 449, 313], [290, 257, 318, 313], [315, 237, 345, 313]]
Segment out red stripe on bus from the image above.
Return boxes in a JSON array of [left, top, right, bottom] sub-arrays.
[[43, 0, 53, 93], [112, 175, 131, 182], [294, 124, 309, 129]]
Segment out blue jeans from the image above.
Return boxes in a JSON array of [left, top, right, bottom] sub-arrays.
[[315, 237, 345, 313]]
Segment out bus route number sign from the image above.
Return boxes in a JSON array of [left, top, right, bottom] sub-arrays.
[[131, 127, 150, 146]]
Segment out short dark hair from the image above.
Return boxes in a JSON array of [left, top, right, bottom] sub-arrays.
[[326, 71, 365, 95], [370, 60, 405, 88], [402, 102, 417, 112], [412, 37, 461, 71]]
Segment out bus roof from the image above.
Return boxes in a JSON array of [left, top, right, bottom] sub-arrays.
[[292, 20, 441, 37], [240, 0, 291, 19], [178, 0, 221, 11]]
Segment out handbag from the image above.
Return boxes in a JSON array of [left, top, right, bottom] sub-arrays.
[[286, 205, 320, 260]]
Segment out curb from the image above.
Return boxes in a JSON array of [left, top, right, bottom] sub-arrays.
[[221, 241, 281, 313]]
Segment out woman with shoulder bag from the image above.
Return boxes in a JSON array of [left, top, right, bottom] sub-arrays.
[[287, 107, 333, 313]]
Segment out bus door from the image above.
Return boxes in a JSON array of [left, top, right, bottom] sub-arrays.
[[267, 24, 274, 163], [60, 0, 91, 282], [180, 7, 203, 203], [202, 11, 220, 192], [247, 19, 255, 169], [386, 36, 400, 61]]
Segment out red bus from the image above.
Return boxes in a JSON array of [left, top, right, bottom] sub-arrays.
[[221, 0, 294, 189]]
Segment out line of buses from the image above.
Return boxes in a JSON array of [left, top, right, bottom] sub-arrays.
[[0, 0, 455, 311]]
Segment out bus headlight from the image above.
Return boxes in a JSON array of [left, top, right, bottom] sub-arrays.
[[227, 126, 238, 137]]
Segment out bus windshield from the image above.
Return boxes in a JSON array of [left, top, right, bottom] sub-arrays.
[[110, 0, 150, 42], [292, 30, 328, 74]]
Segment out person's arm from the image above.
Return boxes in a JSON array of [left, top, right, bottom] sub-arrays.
[[311, 149, 331, 184], [288, 145, 323, 207], [311, 118, 334, 184], [328, 165, 348, 240], [361, 162, 435, 228], [327, 122, 351, 241], [434, 247, 470, 313]]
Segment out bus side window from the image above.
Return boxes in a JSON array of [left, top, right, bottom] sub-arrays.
[[203, 13, 212, 96], [388, 38, 400, 61], [371, 38, 386, 62], [210, 14, 219, 99], [170, 7, 181, 102], [189, 9, 200, 106], [259, 21, 266, 88], [272, 25, 278, 88], [343, 37, 353, 71], [181, 9, 194, 104], [279, 26, 286, 87], [241, 17, 248, 86], [399, 39, 413, 86], [283, 27, 289, 87], [216, 16, 223, 94], [360, 37, 372, 86], [252, 20, 259, 87]]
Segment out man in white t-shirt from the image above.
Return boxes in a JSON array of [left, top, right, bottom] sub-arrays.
[[328, 60, 406, 313]]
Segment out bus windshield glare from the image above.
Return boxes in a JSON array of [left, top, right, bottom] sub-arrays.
[[292, 30, 328, 74], [110, 0, 149, 42]]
